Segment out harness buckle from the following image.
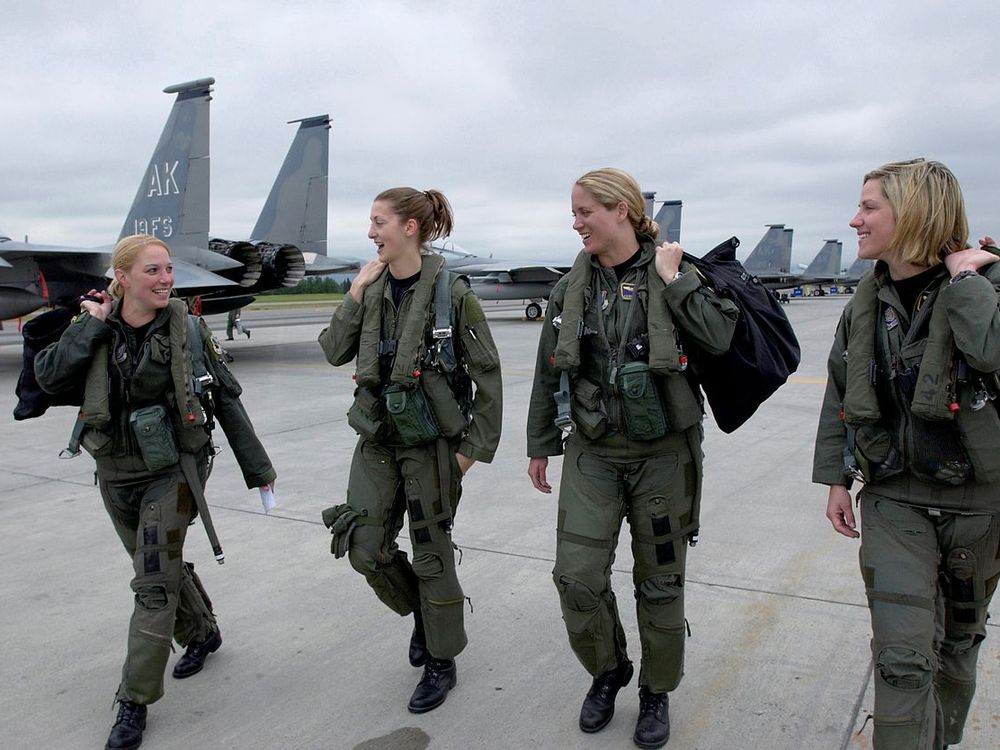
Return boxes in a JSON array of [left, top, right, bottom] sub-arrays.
[[554, 413, 575, 435], [432, 326, 452, 340]]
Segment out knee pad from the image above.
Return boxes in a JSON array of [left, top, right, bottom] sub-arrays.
[[347, 539, 378, 577], [412, 551, 445, 582], [638, 574, 682, 605], [877, 646, 931, 690], [554, 574, 600, 614], [135, 584, 168, 611]]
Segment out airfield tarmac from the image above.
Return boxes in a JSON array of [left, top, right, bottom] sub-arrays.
[[0, 297, 996, 750]]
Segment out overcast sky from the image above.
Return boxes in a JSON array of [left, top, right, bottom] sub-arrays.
[[2, 0, 998, 268]]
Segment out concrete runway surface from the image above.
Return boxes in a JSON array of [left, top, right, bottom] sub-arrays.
[[1, 297, 996, 749]]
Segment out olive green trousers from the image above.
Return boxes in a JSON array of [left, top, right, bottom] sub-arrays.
[[552, 431, 697, 693], [344, 438, 467, 660], [100, 467, 217, 705], [860, 490, 1000, 749]]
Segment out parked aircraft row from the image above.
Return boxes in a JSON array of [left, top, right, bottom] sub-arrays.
[[440, 204, 872, 319], [739, 224, 873, 297], [2, 77, 874, 324], [0, 77, 358, 320], [431, 196, 683, 320]]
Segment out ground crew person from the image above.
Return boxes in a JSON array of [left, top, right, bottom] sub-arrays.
[[527, 168, 738, 749], [319, 187, 502, 714], [226, 308, 250, 340], [35, 234, 276, 750], [814, 158, 1000, 750]]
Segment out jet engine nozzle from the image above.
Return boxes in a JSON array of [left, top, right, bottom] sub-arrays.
[[209, 239, 263, 287], [254, 242, 305, 290]]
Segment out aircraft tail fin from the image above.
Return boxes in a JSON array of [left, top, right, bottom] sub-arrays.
[[251, 115, 331, 254], [744, 224, 792, 275], [654, 200, 682, 244], [641, 194, 682, 244], [804, 240, 842, 277], [120, 78, 214, 250], [846, 256, 874, 276]]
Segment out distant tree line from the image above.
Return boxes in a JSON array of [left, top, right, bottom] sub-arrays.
[[262, 276, 353, 295]]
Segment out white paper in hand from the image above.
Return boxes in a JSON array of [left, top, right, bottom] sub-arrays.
[[259, 485, 276, 513]]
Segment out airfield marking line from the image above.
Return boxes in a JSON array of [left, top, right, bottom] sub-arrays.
[[198, 505, 936, 617], [787, 376, 828, 384], [841, 658, 875, 750], [258, 418, 348, 437], [4, 471, 97, 488]]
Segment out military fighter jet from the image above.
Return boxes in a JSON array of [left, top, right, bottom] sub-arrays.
[[1, 79, 358, 320], [0, 78, 234, 320], [197, 113, 359, 315]]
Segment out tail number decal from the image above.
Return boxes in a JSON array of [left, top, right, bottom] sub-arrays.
[[146, 161, 180, 197], [132, 216, 174, 238]]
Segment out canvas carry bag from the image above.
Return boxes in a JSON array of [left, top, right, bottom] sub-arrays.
[[685, 236, 801, 433], [13, 306, 83, 420]]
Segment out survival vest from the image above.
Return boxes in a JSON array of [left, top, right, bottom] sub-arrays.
[[842, 262, 1000, 486], [351, 254, 472, 443], [62, 299, 214, 458], [550, 242, 704, 438]]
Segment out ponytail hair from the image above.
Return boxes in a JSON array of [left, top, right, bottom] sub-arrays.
[[575, 168, 659, 240], [375, 187, 454, 246]]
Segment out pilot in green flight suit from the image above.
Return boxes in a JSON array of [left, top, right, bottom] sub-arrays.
[[527, 169, 738, 749], [815, 159, 1000, 750], [319, 187, 502, 715], [35, 235, 275, 750]]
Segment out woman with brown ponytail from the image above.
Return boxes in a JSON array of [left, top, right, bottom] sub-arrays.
[[319, 188, 502, 714]]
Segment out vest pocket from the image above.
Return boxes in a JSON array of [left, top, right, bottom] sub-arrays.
[[909, 416, 972, 486], [384, 384, 439, 446], [129, 404, 180, 471], [955, 389, 1000, 484], [347, 386, 389, 441], [80, 426, 113, 457], [616, 362, 669, 440], [571, 376, 608, 440], [853, 424, 904, 483], [419, 370, 468, 438]]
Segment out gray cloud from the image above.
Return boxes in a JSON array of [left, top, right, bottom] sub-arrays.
[[2, 0, 998, 269]]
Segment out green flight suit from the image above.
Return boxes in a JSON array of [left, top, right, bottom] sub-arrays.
[[35, 301, 276, 704], [527, 239, 738, 692], [319, 257, 502, 660], [813, 262, 1000, 749]]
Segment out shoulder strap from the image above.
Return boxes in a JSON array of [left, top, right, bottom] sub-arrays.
[[429, 266, 459, 374], [187, 314, 213, 397]]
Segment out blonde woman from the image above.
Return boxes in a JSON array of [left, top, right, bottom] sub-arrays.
[[36, 234, 275, 750], [527, 168, 738, 748], [814, 159, 1000, 749]]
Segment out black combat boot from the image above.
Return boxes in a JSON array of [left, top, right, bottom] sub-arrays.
[[106, 700, 146, 750], [409, 611, 428, 667], [579, 660, 634, 733], [633, 685, 670, 748], [172, 627, 222, 679], [407, 657, 457, 713]]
